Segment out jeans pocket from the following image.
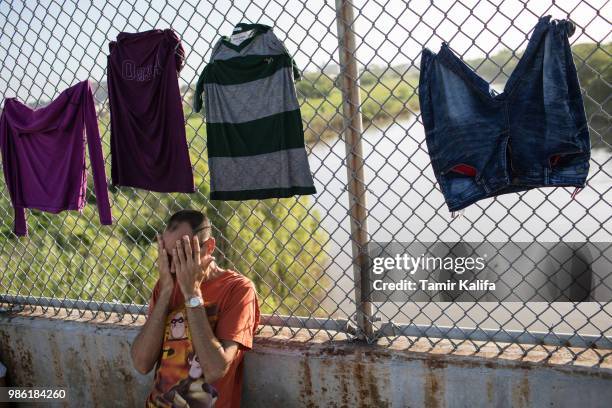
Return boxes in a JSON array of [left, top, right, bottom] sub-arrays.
[[440, 163, 480, 198]]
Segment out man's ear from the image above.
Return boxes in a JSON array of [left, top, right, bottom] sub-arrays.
[[201, 237, 216, 257]]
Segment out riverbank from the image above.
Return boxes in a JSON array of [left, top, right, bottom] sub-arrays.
[[298, 73, 420, 143]]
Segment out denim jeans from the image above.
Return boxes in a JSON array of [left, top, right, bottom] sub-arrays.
[[419, 15, 590, 212]]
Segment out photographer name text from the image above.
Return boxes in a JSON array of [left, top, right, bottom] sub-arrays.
[[372, 279, 495, 292]]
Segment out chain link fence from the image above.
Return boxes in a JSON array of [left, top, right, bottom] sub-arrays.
[[0, 1, 610, 364]]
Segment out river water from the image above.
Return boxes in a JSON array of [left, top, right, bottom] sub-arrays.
[[306, 115, 611, 336]]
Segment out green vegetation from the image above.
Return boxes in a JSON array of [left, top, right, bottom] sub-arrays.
[[296, 70, 420, 142], [0, 114, 330, 317], [0, 41, 608, 317], [295, 41, 610, 148]]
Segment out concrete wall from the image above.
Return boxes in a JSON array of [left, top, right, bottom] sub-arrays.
[[0, 311, 611, 408]]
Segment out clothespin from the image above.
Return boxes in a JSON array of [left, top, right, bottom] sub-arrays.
[[451, 208, 465, 219], [566, 17, 576, 37], [571, 187, 583, 200]]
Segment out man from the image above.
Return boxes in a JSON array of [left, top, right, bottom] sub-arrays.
[[131, 210, 260, 408]]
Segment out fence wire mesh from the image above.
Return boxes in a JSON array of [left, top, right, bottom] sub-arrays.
[[0, 0, 610, 364]]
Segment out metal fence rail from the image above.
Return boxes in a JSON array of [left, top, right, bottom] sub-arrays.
[[0, 0, 610, 363]]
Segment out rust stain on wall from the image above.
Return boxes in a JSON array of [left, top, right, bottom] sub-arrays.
[[353, 361, 368, 408], [366, 366, 386, 408], [511, 372, 531, 408], [1, 328, 35, 387], [299, 357, 316, 408], [487, 378, 494, 404], [424, 358, 446, 408], [356, 359, 389, 408], [335, 358, 351, 408], [48, 331, 65, 386]]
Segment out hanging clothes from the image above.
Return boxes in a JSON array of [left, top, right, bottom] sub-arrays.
[[107, 28, 195, 193], [194, 23, 316, 200], [0, 80, 112, 236], [418, 16, 590, 212]]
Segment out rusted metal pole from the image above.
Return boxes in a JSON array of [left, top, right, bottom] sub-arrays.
[[335, 0, 374, 340]]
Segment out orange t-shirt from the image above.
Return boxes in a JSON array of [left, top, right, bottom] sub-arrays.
[[145, 269, 260, 408]]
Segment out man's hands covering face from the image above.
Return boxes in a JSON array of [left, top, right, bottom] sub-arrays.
[[172, 235, 215, 299], [156, 234, 175, 295]]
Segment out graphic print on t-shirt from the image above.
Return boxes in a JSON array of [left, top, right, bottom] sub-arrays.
[[120, 57, 162, 81], [146, 304, 219, 408]]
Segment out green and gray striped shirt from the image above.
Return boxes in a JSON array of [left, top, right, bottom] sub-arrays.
[[194, 23, 316, 200]]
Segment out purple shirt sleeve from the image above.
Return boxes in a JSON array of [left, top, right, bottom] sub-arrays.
[[83, 82, 113, 226], [0, 113, 27, 235], [13, 207, 27, 236]]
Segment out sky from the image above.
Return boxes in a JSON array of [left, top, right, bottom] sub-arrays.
[[0, 0, 610, 102]]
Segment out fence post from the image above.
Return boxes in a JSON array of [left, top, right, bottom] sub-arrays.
[[335, 0, 374, 341]]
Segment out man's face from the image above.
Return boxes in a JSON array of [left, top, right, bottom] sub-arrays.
[[161, 222, 211, 273], [162, 223, 193, 273]]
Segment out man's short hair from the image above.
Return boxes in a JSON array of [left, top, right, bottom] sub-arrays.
[[166, 210, 212, 239]]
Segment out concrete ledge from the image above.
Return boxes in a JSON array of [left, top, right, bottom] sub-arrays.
[[0, 310, 149, 407], [249, 327, 612, 408], [0, 309, 610, 407]]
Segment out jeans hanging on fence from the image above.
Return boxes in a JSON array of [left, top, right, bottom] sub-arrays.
[[419, 15, 591, 212]]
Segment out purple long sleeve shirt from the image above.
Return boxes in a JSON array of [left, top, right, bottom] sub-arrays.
[[0, 80, 112, 236]]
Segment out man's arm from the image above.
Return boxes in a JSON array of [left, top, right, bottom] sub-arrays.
[[130, 234, 176, 374], [174, 235, 240, 383], [184, 304, 240, 382], [130, 288, 173, 374]]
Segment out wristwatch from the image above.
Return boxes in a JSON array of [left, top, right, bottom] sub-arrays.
[[185, 295, 204, 308]]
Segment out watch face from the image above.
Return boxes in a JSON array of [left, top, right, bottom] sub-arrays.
[[189, 297, 201, 307]]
